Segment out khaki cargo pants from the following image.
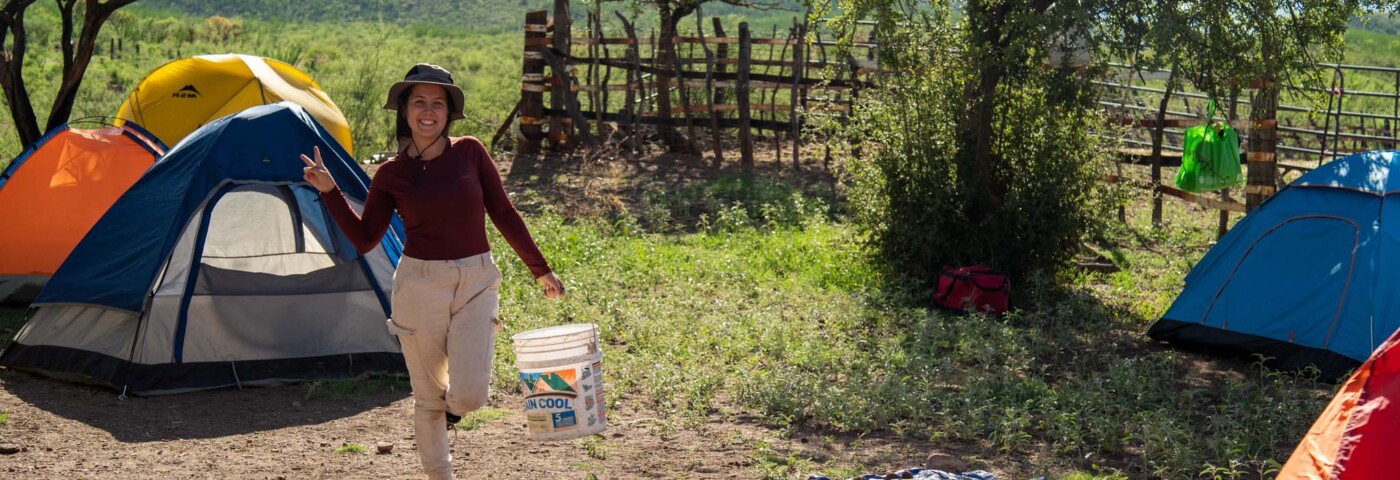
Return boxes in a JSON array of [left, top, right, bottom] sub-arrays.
[[386, 253, 502, 480]]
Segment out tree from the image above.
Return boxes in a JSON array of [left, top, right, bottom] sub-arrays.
[[827, 0, 1400, 281], [0, 0, 137, 148]]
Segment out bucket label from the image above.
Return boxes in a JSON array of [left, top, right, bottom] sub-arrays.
[[519, 369, 578, 399], [592, 362, 603, 387], [526, 412, 551, 432], [525, 396, 574, 410], [552, 410, 577, 429]]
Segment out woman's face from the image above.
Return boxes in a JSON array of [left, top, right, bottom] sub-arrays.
[[404, 84, 449, 141]]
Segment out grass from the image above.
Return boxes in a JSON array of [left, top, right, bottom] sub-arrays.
[[0, 411, 9, 426], [475, 169, 1335, 479], [577, 434, 608, 460], [334, 443, 366, 454], [452, 407, 510, 431], [301, 374, 409, 400]]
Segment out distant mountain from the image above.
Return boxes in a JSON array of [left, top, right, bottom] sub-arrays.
[[1351, 13, 1400, 35], [139, 0, 530, 32], [138, 0, 808, 33]]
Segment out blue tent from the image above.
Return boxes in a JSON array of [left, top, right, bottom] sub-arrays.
[[0, 102, 407, 394], [1149, 150, 1400, 381]]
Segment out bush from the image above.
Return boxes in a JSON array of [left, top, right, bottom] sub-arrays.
[[843, 17, 1117, 285]]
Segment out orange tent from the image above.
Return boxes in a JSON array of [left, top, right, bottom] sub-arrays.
[[1279, 327, 1400, 478], [0, 124, 165, 304]]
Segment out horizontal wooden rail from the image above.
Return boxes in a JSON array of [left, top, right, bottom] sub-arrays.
[[1107, 116, 1252, 130], [1104, 175, 1248, 213], [1115, 148, 1313, 175], [542, 107, 799, 132], [547, 48, 876, 90]]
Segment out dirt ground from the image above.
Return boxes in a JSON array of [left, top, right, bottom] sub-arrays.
[[0, 370, 959, 479], [0, 144, 995, 479]]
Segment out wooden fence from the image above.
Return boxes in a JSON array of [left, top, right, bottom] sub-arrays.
[[1101, 61, 1400, 238], [494, 3, 1400, 242], [496, 1, 878, 169]]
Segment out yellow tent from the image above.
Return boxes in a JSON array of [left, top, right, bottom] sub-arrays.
[[115, 54, 353, 155]]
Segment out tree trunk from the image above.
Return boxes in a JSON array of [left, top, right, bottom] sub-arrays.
[[954, 0, 1016, 225], [0, 0, 41, 146], [49, 1, 134, 132]]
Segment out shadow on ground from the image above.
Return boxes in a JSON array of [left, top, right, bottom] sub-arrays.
[[498, 144, 842, 226], [1, 370, 407, 442]]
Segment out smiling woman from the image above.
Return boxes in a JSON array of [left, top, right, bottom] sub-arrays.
[[298, 62, 565, 480]]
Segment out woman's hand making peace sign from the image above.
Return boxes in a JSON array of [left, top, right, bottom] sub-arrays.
[[300, 146, 338, 193]]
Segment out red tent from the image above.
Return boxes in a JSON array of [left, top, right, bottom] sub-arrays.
[[1280, 328, 1400, 478]]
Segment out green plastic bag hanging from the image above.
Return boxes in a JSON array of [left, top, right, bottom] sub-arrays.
[[1175, 100, 1243, 193]]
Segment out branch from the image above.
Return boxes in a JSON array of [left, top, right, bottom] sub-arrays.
[[57, 0, 76, 74], [45, 0, 137, 131]]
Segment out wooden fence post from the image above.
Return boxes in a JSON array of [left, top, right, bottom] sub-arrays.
[[738, 22, 754, 169], [697, 8, 724, 168], [1247, 79, 1279, 210], [549, 0, 573, 150], [790, 19, 805, 168], [615, 12, 642, 152], [519, 10, 548, 154], [673, 36, 698, 150]]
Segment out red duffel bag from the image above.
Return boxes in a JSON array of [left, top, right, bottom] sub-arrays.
[[932, 265, 1010, 315]]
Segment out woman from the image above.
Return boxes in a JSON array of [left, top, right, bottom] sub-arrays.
[[300, 63, 565, 480]]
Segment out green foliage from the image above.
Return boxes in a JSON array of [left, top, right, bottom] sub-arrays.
[[137, 0, 531, 34], [0, 411, 9, 427], [578, 434, 609, 460], [452, 407, 510, 431], [302, 374, 410, 400], [840, 9, 1114, 282], [334, 443, 366, 454], [1352, 12, 1400, 35], [491, 192, 1328, 477], [0, 8, 526, 162]]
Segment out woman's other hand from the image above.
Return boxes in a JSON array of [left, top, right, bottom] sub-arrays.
[[300, 146, 338, 193], [537, 272, 566, 298]]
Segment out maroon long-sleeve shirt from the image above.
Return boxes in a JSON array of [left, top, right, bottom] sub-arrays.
[[320, 136, 551, 278]]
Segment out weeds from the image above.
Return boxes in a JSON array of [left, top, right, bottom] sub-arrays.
[[334, 443, 365, 454], [302, 374, 409, 400], [578, 434, 608, 460], [452, 407, 509, 431]]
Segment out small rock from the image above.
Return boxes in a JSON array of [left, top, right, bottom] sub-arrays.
[[925, 453, 969, 473], [0, 445, 20, 455], [320, 442, 330, 447], [376, 442, 394, 454]]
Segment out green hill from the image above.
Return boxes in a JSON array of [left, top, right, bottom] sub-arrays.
[[138, 0, 529, 33]]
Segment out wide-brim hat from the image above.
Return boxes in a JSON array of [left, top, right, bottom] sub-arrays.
[[383, 63, 466, 120]]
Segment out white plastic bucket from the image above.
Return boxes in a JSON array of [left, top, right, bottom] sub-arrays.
[[512, 323, 606, 441]]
